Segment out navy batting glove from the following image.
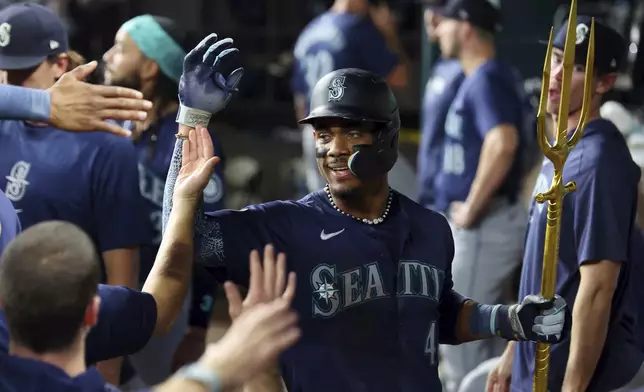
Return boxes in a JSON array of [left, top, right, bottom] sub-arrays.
[[177, 33, 244, 128]]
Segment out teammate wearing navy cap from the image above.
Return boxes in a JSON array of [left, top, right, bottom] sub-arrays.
[[164, 32, 569, 391], [102, 15, 226, 386], [418, 0, 464, 213], [0, 3, 150, 386], [292, 0, 409, 196], [431, 0, 536, 388], [484, 17, 644, 392]]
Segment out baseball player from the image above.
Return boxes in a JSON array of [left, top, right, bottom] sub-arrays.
[[163, 34, 568, 391], [102, 14, 226, 386], [0, 3, 150, 386], [418, 2, 464, 210], [485, 17, 644, 392], [292, 0, 409, 196], [430, 0, 536, 387]]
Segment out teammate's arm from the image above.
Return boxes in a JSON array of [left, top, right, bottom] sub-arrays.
[[0, 62, 151, 137], [437, 219, 565, 345], [367, 2, 408, 88], [561, 156, 636, 392], [461, 76, 520, 223]]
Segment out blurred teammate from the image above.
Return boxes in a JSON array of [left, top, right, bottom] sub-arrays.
[[0, 3, 149, 385], [485, 17, 644, 392], [0, 221, 300, 392], [431, 0, 535, 387], [102, 14, 226, 386], [165, 34, 568, 391], [417, 2, 464, 209], [292, 0, 409, 196]]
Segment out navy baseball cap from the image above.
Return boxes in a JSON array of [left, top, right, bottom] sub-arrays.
[[550, 16, 625, 75], [436, 0, 502, 33], [0, 3, 68, 70]]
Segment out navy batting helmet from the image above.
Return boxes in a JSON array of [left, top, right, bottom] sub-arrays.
[[299, 68, 400, 179]]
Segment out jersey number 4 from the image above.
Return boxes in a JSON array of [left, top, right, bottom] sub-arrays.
[[303, 50, 334, 91], [424, 321, 437, 365]]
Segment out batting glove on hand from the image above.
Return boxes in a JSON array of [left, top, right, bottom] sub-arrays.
[[509, 294, 567, 343], [177, 33, 244, 128]]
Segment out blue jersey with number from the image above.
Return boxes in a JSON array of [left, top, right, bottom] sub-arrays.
[[417, 60, 464, 208], [190, 189, 458, 391], [514, 119, 644, 392], [133, 112, 225, 284], [292, 11, 399, 109], [433, 59, 529, 212], [0, 121, 151, 280]]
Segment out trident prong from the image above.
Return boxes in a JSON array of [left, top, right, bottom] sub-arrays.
[[532, 0, 595, 391]]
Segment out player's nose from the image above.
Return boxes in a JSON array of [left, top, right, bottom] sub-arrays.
[[327, 137, 351, 157]]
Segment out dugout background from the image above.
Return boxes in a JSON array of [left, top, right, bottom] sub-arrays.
[[63, 0, 644, 203]]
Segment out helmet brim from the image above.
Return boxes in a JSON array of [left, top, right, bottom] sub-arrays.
[[298, 106, 389, 125]]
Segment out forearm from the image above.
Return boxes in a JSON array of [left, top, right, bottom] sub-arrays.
[[0, 84, 50, 122], [562, 289, 613, 392], [440, 290, 517, 344], [242, 368, 285, 392], [466, 137, 515, 219], [143, 201, 197, 335], [96, 357, 123, 387], [103, 249, 139, 289]]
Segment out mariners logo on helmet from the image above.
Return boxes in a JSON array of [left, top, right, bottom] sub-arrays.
[[328, 76, 346, 102]]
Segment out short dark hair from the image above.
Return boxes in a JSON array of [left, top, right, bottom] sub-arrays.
[[0, 221, 100, 354]]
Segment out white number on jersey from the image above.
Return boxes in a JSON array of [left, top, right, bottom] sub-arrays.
[[442, 143, 465, 175], [302, 50, 334, 92], [425, 321, 437, 365]]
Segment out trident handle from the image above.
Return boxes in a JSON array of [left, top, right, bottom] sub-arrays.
[[532, 1, 595, 391]]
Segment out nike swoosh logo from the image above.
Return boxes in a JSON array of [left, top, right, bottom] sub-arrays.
[[320, 229, 345, 240]]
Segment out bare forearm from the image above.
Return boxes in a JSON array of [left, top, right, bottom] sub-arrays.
[[466, 135, 516, 219], [103, 249, 139, 289], [143, 201, 197, 336], [242, 368, 285, 392], [562, 290, 613, 392]]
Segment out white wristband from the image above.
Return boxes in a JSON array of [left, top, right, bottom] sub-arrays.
[[176, 105, 212, 128]]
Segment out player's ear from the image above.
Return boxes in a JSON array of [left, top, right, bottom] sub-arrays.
[[84, 295, 100, 328], [596, 73, 617, 95], [140, 58, 159, 82]]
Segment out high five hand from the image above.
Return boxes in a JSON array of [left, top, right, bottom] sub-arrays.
[[173, 127, 220, 203], [177, 33, 244, 128]]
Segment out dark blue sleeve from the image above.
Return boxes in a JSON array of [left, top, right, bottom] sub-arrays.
[[85, 285, 157, 365], [469, 73, 518, 139], [202, 133, 225, 213], [91, 138, 152, 252], [573, 155, 639, 265], [291, 57, 308, 96], [354, 19, 399, 78], [195, 201, 290, 286]]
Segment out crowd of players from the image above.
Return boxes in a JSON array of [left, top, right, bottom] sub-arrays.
[[0, 0, 642, 391]]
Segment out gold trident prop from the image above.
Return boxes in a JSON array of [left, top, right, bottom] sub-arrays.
[[532, 1, 595, 391]]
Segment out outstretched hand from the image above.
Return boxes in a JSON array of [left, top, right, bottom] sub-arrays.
[[225, 244, 297, 322], [173, 126, 220, 204], [47, 61, 152, 137]]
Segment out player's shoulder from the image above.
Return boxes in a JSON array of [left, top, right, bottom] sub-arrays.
[[577, 118, 639, 179], [395, 191, 451, 232]]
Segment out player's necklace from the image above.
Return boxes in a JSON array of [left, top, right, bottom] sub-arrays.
[[324, 185, 393, 225]]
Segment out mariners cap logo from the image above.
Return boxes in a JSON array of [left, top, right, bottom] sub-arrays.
[[575, 23, 589, 45], [328, 75, 346, 102], [0, 23, 11, 47]]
